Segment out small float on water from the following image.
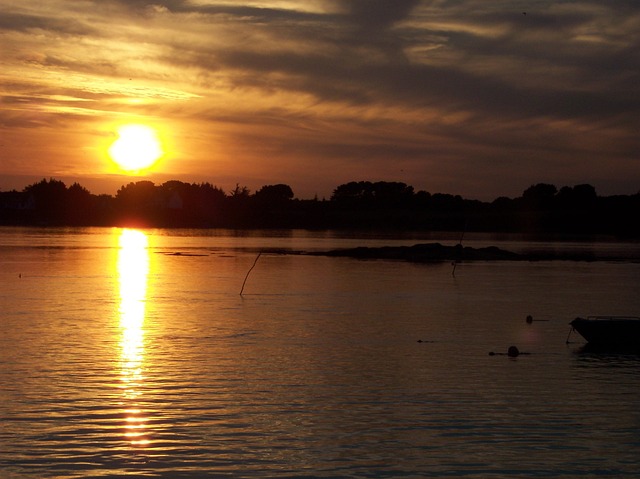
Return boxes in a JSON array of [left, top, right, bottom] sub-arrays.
[[569, 316, 640, 348]]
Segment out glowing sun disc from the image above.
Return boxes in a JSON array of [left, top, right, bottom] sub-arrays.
[[109, 124, 163, 171]]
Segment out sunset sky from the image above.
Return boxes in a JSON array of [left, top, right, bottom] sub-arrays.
[[1, 0, 638, 200]]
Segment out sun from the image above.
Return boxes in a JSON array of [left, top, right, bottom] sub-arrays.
[[108, 124, 163, 172]]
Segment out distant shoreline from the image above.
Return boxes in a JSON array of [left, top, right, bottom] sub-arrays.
[[309, 242, 640, 263], [2, 179, 639, 237]]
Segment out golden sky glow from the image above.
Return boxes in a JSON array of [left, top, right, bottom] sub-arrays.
[[0, 1, 638, 199]]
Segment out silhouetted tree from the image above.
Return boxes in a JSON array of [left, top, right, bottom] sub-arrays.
[[197, 182, 226, 226], [66, 182, 93, 224], [197, 183, 225, 201], [331, 181, 413, 208], [67, 182, 90, 198], [557, 184, 597, 209], [116, 180, 157, 202], [331, 181, 374, 205], [229, 184, 250, 199], [573, 184, 597, 204], [248, 184, 296, 227], [254, 184, 294, 205], [225, 184, 251, 226], [370, 181, 414, 208], [24, 178, 68, 223], [115, 180, 160, 225], [414, 190, 432, 208], [521, 183, 557, 208], [2, 177, 639, 235], [430, 193, 465, 211]]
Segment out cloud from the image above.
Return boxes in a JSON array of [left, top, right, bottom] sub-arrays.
[[0, 11, 93, 35], [0, 0, 638, 199]]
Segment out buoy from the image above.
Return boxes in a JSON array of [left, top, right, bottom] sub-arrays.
[[507, 345, 520, 357], [526, 315, 533, 324]]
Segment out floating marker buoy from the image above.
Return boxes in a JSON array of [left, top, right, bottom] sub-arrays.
[[490, 345, 529, 356], [526, 315, 533, 324]]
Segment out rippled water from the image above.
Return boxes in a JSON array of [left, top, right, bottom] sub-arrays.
[[1, 227, 640, 478]]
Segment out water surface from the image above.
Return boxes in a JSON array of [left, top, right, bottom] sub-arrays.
[[1, 227, 640, 478]]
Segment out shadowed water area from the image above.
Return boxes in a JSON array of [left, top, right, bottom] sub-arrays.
[[1, 227, 640, 478]]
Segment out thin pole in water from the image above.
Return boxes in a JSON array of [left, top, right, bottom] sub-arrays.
[[565, 327, 573, 344], [452, 219, 467, 277], [240, 252, 262, 296]]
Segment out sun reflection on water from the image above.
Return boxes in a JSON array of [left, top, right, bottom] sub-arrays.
[[117, 228, 150, 446]]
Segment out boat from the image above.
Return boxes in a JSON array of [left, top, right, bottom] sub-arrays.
[[569, 316, 640, 348]]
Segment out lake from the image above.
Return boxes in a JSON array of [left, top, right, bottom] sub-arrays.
[[1, 227, 640, 478]]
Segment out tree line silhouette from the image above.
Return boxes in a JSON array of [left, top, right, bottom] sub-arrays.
[[1, 178, 638, 236]]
